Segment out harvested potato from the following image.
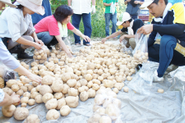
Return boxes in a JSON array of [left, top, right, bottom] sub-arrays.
[[24, 114, 40, 123], [2, 105, 16, 117], [46, 109, 60, 120], [51, 79, 63, 92], [158, 88, 164, 93], [123, 87, 129, 93], [14, 107, 29, 121], [39, 85, 53, 95], [80, 91, 89, 102], [28, 99, 35, 106], [68, 88, 78, 97], [54, 92, 63, 99], [60, 105, 71, 116], [41, 75, 55, 85], [57, 98, 66, 110], [42, 93, 54, 103], [65, 96, 79, 108], [35, 94, 43, 104], [88, 89, 96, 98], [21, 97, 29, 104], [67, 79, 77, 87], [45, 99, 58, 110], [99, 116, 112, 123]]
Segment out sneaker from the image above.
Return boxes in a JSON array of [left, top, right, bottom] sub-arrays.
[[153, 70, 164, 82]]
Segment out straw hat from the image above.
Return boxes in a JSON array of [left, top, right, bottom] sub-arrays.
[[17, 0, 45, 15], [0, 0, 16, 8]]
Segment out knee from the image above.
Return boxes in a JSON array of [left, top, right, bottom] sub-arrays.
[[160, 35, 177, 46], [129, 38, 136, 49]]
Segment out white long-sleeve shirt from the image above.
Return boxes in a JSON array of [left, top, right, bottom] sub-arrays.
[[0, 5, 35, 42], [71, 0, 92, 14]]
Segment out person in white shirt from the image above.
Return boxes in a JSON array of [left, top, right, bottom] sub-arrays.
[[0, 0, 44, 59], [68, 0, 96, 46], [0, 0, 43, 107]]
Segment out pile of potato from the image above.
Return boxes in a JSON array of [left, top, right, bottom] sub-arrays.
[[88, 88, 122, 123], [33, 45, 50, 64], [2, 42, 148, 122]]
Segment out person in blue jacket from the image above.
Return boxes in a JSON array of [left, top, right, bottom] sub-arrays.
[[138, 0, 185, 81], [31, 0, 52, 25]]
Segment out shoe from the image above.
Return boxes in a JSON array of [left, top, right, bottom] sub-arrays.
[[3, 71, 15, 84], [17, 48, 33, 59], [153, 70, 164, 82], [84, 43, 91, 46], [9, 45, 21, 53], [75, 43, 82, 46]]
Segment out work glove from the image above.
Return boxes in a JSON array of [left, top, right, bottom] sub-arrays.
[[91, 5, 96, 14]]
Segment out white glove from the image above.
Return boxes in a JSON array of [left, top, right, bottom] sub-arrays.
[[91, 5, 96, 14]]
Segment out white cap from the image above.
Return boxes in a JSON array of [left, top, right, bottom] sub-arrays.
[[140, 0, 154, 9], [116, 12, 131, 26]]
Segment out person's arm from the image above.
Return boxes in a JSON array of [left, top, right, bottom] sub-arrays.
[[102, 30, 122, 43], [71, 28, 91, 42], [14, 65, 42, 83], [31, 32, 44, 46], [0, 92, 20, 106], [103, 2, 112, 6], [68, 0, 72, 6], [16, 37, 42, 50], [153, 24, 185, 36], [55, 35, 73, 58], [125, 0, 131, 5]]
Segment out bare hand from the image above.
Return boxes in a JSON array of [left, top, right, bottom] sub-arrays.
[[134, 1, 140, 4], [66, 52, 73, 58], [137, 24, 153, 35], [101, 38, 107, 44], [35, 39, 44, 46], [119, 35, 126, 43], [11, 92, 20, 105], [27, 73, 42, 83], [34, 43, 42, 50], [83, 35, 91, 42]]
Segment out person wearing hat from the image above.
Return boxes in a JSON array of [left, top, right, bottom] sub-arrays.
[[0, 0, 45, 59], [102, 12, 144, 49], [0, 0, 42, 107], [138, 0, 185, 81]]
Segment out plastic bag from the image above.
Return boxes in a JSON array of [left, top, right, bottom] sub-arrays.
[[88, 88, 122, 123], [110, 2, 116, 15], [132, 33, 148, 63], [33, 45, 50, 64]]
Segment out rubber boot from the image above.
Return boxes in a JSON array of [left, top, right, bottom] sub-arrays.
[[17, 48, 33, 59]]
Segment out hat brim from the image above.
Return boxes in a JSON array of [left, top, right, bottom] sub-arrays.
[[140, 1, 154, 9], [17, 0, 45, 15], [2, 1, 17, 8], [116, 21, 123, 26]]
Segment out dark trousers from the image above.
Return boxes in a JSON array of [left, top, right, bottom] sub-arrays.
[[148, 35, 185, 77]]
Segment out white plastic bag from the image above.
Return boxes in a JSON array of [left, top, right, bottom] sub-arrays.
[[132, 33, 148, 63], [110, 2, 116, 15]]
